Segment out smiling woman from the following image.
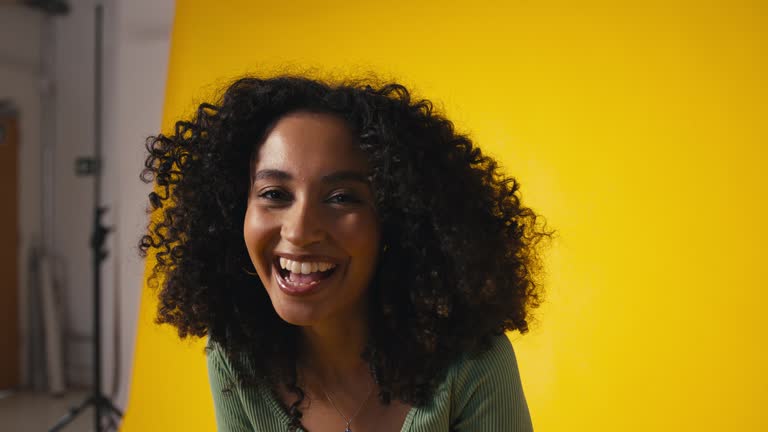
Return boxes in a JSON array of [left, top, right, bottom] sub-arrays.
[[139, 76, 551, 432], [245, 113, 380, 329]]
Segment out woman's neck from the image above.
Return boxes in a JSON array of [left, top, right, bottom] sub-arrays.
[[298, 314, 370, 388]]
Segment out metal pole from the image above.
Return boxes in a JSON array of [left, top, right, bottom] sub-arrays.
[[93, 4, 104, 431]]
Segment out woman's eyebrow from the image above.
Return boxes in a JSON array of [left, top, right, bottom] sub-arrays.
[[321, 171, 371, 185], [253, 169, 370, 185], [253, 169, 291, 181]]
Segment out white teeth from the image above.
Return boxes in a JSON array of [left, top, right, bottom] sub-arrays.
[[290, 261, 301, 273], [279, 258, 337, 274]]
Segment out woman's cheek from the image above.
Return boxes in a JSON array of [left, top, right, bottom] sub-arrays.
[[336, 211, 380, 258], [243, 207, 272, 274]]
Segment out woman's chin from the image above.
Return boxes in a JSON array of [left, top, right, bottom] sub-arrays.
[[271, 302, 323, 327]]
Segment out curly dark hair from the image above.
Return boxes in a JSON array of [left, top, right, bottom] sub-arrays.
[[139, 75, 552, 429]]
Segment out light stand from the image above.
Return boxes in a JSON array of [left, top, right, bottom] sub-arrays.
[[48, 3, 123, 431]]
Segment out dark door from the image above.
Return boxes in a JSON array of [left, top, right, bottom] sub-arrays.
[[0, 108, 20, 389]]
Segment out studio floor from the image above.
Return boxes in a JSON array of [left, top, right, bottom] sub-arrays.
[[0, 390, 98, 432]]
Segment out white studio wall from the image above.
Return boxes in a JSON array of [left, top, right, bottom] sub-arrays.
[[101, 0, 174, 409], [51, 0, 98, 388], [52, 0, 173, 403], [1, 0, 172, 408]]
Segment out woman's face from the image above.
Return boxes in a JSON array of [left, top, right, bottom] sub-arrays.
[[244, 111, 380, 327]]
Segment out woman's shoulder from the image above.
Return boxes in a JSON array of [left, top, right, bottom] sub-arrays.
[[206, 338, 244, 397], [206, 338, 230, 371], [205, 338, 255, 388], [443, 333, 533, 431], [448, 334, 520, 388], [207, 339, 292, 431]]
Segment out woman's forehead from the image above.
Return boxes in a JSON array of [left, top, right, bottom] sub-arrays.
[[253, 112, 370, 177]]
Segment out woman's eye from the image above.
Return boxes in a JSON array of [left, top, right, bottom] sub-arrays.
[[258, 189, 290, 201], [327, 193, 361, 204]]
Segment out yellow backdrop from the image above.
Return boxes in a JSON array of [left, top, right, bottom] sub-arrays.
[[121, 1, 767, 431]]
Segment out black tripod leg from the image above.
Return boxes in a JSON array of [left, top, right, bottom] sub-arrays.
[[48, 396, 96, 432], [96, 394, 124, 417], [106, 399, 124, 417], [96, 396, 123, 432], [103, 409, 121, 432], [49, 394, 125, 432]]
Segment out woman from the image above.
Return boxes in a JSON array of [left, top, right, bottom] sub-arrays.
[[140, 76, 551, 431]]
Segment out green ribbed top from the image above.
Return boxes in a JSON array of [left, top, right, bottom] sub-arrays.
[[207, 334, 533, 431]]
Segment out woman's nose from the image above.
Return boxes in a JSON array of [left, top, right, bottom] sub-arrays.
[[280, 199, 325, 247]]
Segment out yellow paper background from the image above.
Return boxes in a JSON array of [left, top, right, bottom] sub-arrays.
[[121, 1, 768, 431]]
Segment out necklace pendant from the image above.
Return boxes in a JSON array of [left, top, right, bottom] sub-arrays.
[[344, 428, 352, 432]]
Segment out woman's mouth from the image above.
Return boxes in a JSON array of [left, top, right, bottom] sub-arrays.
[[274, 256, 338, 296]]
